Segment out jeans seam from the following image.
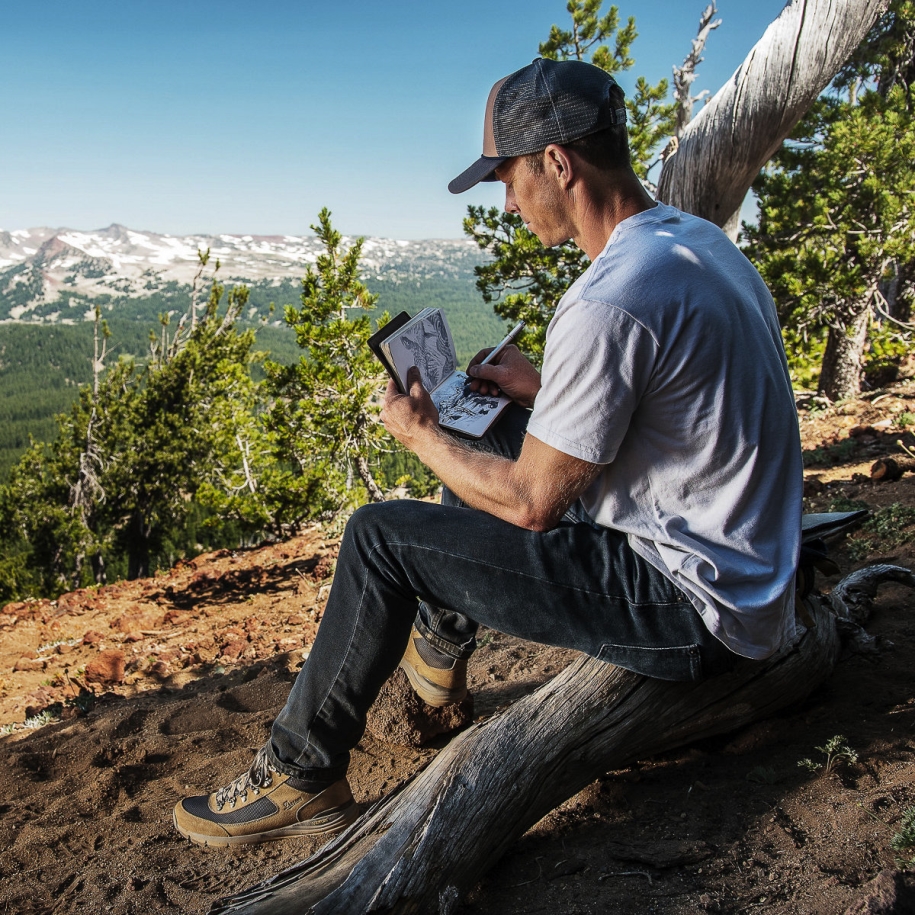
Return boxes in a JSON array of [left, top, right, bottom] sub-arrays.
[[386, 539, 687, 608], [287, 545, 371, 775]]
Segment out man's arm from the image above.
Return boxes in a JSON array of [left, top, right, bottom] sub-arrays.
[[381, 365, 602, 532]]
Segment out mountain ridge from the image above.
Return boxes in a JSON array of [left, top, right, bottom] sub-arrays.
[[0, 225, 484, 322]]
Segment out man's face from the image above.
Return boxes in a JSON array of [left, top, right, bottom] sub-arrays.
[[494, 154, 572, 249]]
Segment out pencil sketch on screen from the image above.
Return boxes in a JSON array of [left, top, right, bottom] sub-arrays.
[[385, 310, 456, 393], [430, 373, 506, 438]]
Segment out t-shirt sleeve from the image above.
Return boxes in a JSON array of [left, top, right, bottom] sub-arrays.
[[526, 297, 659, 465]]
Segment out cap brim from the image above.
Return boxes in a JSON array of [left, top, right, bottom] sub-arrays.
[[448, 155, 508, 194]]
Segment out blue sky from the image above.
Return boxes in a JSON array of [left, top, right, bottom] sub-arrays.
[[0, 0, 789, 239]]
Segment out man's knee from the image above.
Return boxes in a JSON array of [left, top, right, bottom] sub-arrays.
[[343, 500, 430, 552]]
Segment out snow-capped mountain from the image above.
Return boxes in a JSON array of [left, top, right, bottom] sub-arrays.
[[0, 225, 483, 322]]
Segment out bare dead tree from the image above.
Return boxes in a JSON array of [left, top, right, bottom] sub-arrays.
[[672, 2, 721, 138], [657, 0, 891, 239]]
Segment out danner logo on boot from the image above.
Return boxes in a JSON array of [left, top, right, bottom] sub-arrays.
[[283, 798, 304, 811]]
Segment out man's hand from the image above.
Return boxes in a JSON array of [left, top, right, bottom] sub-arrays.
[[465, 344, 542, 408], [381, 366, 442, 451]]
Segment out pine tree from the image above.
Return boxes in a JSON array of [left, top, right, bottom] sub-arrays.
[[0, 256, 265, 596], [743, 1, 915, 400], [264, 209, 389, 517]]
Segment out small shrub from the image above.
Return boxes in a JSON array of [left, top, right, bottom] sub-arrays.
[[798, 734, 858, 776], [746, 765, 781, 785], [23, 708, 60, 730], [891, 806, 915, 868], [847, 503, 915, 560], [828, 496, 870, 513], [803, 438, 860, 468]]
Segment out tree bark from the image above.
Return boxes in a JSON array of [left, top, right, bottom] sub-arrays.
[[355, 456, 386, 504], [213, 595, 842, 915], [657, 0, 890, 238], [871, 456, 915, 482], [819, 306, 871, 400]]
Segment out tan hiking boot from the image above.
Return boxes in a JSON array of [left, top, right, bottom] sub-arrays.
[[399, 626, 468, 707], [173, 746, 358, 847]]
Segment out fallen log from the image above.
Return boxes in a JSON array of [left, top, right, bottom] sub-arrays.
[[212, 565, 911, 915], [870, 456, 915, 481]]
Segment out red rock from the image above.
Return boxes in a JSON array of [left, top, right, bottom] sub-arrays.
[[111, 612, 161, 633], [188, 570, 221, 591], [123, 631, 145, 643], [55, 643, 74, 655], [219, 639, 247, 660], [147, 660, 171, 678], [56, 593, 90, 615], [82, 630, 104, 646], [7, 602, 47, 622], [84, 649, 126, 686], [162, 609, 191, 627], [13, 657, 46, 672]]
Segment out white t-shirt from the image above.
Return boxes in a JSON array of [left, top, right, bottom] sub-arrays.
[[527, 203, 802, 660]]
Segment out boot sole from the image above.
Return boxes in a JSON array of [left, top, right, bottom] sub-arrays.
[[173, 800, 359, 847]]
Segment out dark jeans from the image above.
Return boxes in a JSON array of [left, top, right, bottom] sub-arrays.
[[268, 404, 737, 786]]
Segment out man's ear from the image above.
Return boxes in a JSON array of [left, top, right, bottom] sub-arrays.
[[543, 144, 575, 188]]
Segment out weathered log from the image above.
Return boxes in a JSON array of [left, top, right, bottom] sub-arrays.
[[871, 456, 915, 481], [213, 594, 845, 915], [657, 0, 890, 238]]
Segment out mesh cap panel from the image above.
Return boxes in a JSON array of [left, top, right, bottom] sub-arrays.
[[449, 58, 626, 194], [492, 59, 622, 156]]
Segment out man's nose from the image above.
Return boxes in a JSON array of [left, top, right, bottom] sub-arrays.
[[504, 190, 518, 214]]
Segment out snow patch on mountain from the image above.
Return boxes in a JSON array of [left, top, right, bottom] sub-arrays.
[[0, 225, 482, 321]]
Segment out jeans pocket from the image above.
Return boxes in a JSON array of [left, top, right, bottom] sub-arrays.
[[596, 641, 703, 682]]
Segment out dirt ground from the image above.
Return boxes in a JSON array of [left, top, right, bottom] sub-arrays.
[[3, 383, 915, 914]]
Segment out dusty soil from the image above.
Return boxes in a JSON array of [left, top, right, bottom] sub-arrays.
[[3, 383, 915, 914]]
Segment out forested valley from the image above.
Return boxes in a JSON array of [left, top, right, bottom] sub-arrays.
[[0, 273, 501, 478], [0, 222, 506, 602]]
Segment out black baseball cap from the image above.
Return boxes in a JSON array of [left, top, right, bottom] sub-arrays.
[[448, 58, 627, 195]]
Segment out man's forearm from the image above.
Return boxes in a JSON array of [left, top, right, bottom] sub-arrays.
[[410, 423, 601, 533], [410, 426, 541, 528], [381, 371, 601, 531]]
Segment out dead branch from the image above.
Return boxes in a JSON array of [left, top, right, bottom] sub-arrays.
[[672, 2, 722, 138], [658, 0, 890, 238]]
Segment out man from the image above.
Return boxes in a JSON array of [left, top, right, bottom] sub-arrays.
[[173, 58, 802, 847]]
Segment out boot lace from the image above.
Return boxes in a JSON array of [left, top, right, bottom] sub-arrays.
[[214, 746, 276, 810]]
